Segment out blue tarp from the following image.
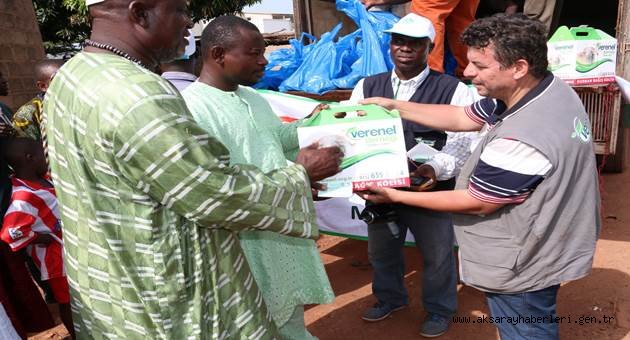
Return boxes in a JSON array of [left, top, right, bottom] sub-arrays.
[[254, 0, 400, 95]]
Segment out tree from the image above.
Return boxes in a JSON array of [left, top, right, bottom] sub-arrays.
[[35, 0, 262, 55], [34, 0, 90, 56]]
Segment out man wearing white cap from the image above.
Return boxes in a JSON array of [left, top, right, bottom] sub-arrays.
[[349, 13, 476, 337], [43, 0, 342, 338], [361, 0, 479, 78]]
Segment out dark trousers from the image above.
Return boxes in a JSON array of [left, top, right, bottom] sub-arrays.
[[367, 205, 457, 317]]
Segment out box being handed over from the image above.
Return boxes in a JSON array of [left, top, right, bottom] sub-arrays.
[[547, 25, 617, 86], [297, 104, 409, 197]]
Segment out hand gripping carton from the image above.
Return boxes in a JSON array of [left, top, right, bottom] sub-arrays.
[[547, 25, 617, 86], [297, 105, 410, 197]]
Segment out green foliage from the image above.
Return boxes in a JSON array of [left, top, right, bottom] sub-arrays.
[[35, 0, 263, 55], [34, 0, 90, 56]]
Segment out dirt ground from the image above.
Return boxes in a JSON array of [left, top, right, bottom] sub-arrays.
[[30, 169, 630, 340]]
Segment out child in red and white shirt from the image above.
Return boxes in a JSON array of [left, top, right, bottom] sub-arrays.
[[0, 137, 73, 337]]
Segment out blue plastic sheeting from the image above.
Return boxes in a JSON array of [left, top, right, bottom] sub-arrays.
[[254, 0, 399, 95]]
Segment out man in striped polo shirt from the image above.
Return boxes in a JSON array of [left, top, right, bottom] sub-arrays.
[[359, 14, 600, 339]]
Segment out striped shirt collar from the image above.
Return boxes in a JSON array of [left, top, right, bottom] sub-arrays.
[[494, 72, 555, 122], [161, 71, 197, 82], [11, 175, 53, 192]]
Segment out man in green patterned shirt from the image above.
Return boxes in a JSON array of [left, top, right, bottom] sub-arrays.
[[44, 0, 342, 338], [183, 16, 335, 339]]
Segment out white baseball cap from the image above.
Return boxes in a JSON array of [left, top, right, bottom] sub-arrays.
[[177, 30, 197, 60], [384, 13, 436, 42], [86, 0, 106, 6]]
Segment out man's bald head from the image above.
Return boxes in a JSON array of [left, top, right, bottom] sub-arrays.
[[201, 16, 261, 55], [88, 0, 149, 29], [86, 0, 193, 68], [88, 0, 135, 16]]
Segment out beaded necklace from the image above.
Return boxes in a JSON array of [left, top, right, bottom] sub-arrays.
[[83, 39, 152, 70]]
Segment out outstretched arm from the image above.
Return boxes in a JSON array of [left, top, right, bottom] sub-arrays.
[[358, 187, 505, 216], [112, 96, 333, 240], [360, 97, 483, 132]]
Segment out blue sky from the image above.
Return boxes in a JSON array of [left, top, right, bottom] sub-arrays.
[[244, 0, 294, 14]]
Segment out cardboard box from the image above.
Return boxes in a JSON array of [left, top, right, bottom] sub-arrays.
[[297, 105, 410, 197], [547, 26, 617, 86]]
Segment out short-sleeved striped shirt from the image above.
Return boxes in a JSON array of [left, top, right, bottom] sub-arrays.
[[463, 75, 555, 204], [1, 176, 64, 280]]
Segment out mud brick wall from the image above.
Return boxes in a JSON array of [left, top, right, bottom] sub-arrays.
[[0, 0, 46, 111]]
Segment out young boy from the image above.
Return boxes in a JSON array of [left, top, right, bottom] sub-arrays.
[[0, 137, 74, 338]]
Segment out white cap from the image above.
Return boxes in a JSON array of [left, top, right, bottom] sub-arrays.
[[177, 30, 197, 60], [384, 13, 436, 42], [86, 0, 106, 6]]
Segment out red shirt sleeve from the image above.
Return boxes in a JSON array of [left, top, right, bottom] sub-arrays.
[[1, 209, 38, 251]]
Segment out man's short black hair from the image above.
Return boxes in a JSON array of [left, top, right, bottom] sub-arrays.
[[461, 14, 549, 78], [201, 16, 262, 56]]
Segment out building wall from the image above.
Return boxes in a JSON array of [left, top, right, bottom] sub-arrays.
[[192, 13, 296, 37], [245, 13, 273, 33], [244, 13, 274, 21], [261, 19, 293, 34], [244, 13, 294, 34], [0, 0, 46, 111]]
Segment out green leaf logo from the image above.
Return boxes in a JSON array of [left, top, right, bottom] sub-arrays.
[[571, 117, 591, 143]]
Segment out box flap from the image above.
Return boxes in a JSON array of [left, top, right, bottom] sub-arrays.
[[301, 104, 400, 127], [548, 26, 573, 42], [549, 25, 615, 42]]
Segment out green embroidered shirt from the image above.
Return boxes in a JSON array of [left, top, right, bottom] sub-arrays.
[[44, 52, 318, 339], [182, 83, 334, 327]]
